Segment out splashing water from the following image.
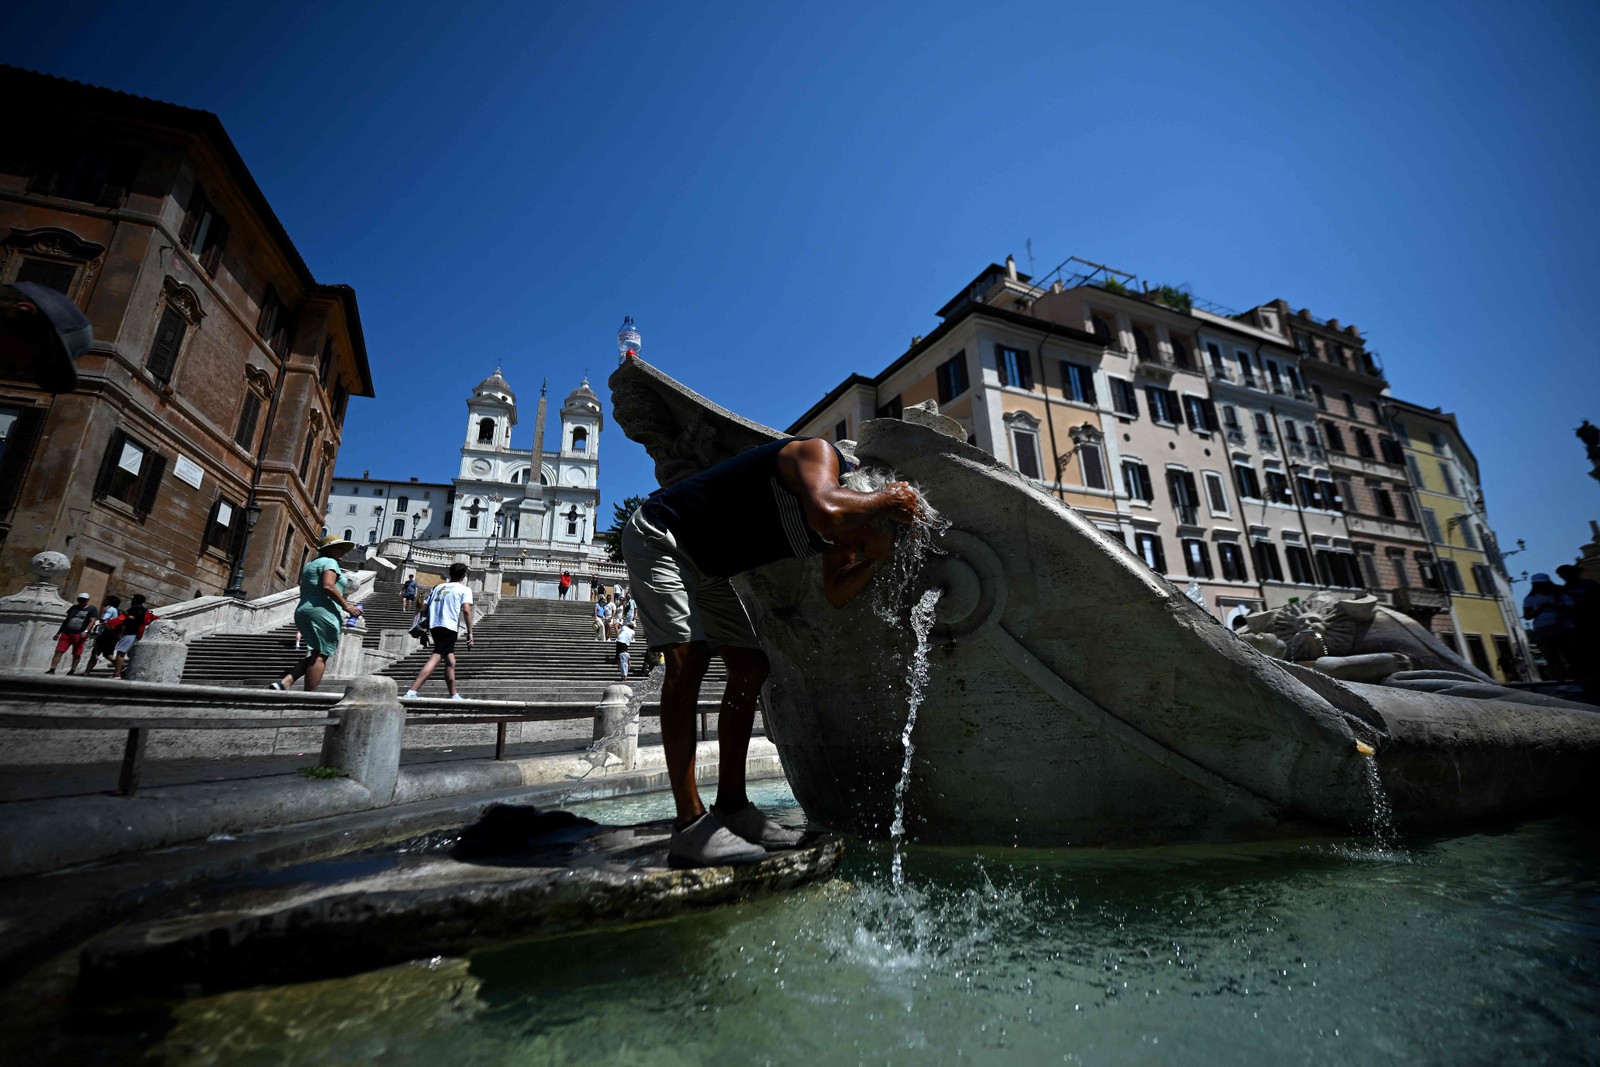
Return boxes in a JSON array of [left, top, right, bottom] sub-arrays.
[[557, 667, 666, 806], [889, 587, 943, 887], [1360, 755, 1400, 854]]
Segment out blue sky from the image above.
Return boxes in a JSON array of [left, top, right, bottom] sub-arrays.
[[8, 0, 1598, 575]]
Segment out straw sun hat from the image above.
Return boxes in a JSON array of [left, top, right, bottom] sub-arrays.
[[317, 533, 356, 555]]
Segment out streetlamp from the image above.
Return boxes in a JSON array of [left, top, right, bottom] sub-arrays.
[[403, 507, 429, 567], [223, 500, 264, 598], [487, 493, 504, 567]]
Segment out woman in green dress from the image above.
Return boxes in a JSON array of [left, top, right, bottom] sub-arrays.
[[272, 533, 365, 692]]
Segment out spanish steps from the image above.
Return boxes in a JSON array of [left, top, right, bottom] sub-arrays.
[[180, 584, 730, 704]]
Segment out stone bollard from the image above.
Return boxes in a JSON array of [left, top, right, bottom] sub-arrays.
[[0, 551, 74, 671], [125, 618, 189, 683], [324, 617, 369, 680], [593, 684, 638, 770], [320, 675, 405, 805]]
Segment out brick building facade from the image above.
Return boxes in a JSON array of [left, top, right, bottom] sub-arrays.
[[0, 67, 374, 605]]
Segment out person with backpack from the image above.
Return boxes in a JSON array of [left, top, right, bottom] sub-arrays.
[[110, 594, 160, 680], [558, 570, 572, 600], [82, 595, 124, 677], [403, 562, 475, 699], [47, 593, 98, 675]]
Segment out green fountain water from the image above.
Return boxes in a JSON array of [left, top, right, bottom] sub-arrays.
[[34, 777, 1592, 1066]]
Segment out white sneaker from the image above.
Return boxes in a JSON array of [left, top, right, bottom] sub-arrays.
[[403, 689, 418, 698], [450, 692, 466, 700], [668, 811, 768, 869], [713, 801, 806, 849]]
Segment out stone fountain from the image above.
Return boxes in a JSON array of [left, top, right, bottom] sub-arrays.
[[610, 358, 1600, 846]]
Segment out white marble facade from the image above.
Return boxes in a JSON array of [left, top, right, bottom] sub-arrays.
[[448, 372, 603, 555]]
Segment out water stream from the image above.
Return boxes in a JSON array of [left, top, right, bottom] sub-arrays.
[[889, 587, 943, 886]]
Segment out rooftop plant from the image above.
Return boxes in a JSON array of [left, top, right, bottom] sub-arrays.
[[1152, 285, 1193, 312]]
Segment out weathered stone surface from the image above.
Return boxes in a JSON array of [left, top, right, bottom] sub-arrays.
[[319, 676, 405, 802], [608, 358, 1600, 845], [79, 812, 841, 997], [125, 618, 189, 684]]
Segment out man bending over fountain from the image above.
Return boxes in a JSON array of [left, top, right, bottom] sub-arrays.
[[623, 437, 922, 868]]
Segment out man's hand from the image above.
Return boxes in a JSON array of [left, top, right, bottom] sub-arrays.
[[879, 481, 923, 525]]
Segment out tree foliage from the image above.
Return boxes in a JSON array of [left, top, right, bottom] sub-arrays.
[[604, 495, 649, 562]]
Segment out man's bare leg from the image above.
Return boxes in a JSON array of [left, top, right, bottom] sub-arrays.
[[409, 653, 442, 693], [661, 641, 712, 828], [444, 652, 458, 696], [712, 646, 769, 812]]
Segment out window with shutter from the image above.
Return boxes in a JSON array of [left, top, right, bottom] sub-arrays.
[[1388, 549, 1410, 587], [936, 353, 968, 403], [0, 406, 44, 514], [1110, 378, 1138, 417], [1252, 540, 1284, 582], [1010, 428, 1042, 479], [997, 346, 1033, 390], [1233, 464, 1262, 500], [1218, 542, 1249, 582], [1296, 476, 1323, 509], [146, 306, 187, 383], [1135, 532, 1166, 573], [1204, 471, 1229, 515], [1183, 538, 1213, 579], [13, 257, 77, 295], [133, 452, 166, 517], [95, 429, 163, 514], [1122, 460, 1153, 502], [1168, 470, 1200, 524], [1078, 443, 1107, 490], [1183, 395, 1210, 431], [1147, 388, 1178, 425], [1354, 429, 1375, 459], [1438, 558, 1465, 593], [299, 428, 317, 481], [1264, 470, 1293, 505], [1207, 343, 1225, 374], [1373, 486, 1395, 518], [877, 395, 902, 419], [1171, 338, 1192, 369], [1324, 421, 1346, 453], [234, 391, 262, 450], [1061, 362, 1096, 404], [1324, 479, 1345, 511], [1311, 384, 1326, 410], [205, 497, 236, 551], [1422, 508, 1443, 543]]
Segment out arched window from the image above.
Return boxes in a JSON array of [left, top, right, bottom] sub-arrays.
[[1090, 314, 1114, 342], [1170, 337, 1191, 369], [1131, 327, 1153, 360], [477, 418, 495, 443], [366, 528, 377, 544], [572, 427, 588, 452], [342, 528, 353, 541], [565, 505, 581, 536]]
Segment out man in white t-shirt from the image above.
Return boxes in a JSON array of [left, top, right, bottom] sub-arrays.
[[403, 562, 475, 699]]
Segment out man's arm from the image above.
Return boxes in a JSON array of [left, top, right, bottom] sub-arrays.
[[461, 601, 474, 644], [775, 438, 921, 541], [822, 524, 895, 608]]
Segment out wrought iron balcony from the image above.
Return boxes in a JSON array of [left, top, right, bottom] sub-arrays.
[[1226, 427, 1247, 445], [1257, 433, 1278, 452]]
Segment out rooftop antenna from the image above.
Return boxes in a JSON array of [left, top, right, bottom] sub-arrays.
[[541, 377, 548, 397], [1026, 238, 1034, 277]]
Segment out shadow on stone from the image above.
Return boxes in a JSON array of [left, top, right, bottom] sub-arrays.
[[450, 804, 598, 861]]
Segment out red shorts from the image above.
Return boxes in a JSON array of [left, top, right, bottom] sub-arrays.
[[55, 633, 87, 655]]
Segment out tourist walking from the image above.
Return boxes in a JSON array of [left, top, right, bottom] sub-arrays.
[[47, 593, 98, 675], [404, 562, 475, 699], [110, 594, 159, 679], [622, 436, 921, 867], [401, 573, 419, 612], [593, 594, 607, 641], [616, 622, 634, 679], [82, 595, 123, 676], [1523, 573, 1578, 681], [1556, 565, 1600, 696], [559, 570, 572, 600], [272, 533, 364, 692]]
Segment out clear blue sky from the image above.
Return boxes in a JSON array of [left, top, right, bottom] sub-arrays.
[[8, 0, 1598, 575]]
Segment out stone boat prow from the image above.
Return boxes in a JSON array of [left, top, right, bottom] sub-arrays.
[[609, 358, 1600, 845]]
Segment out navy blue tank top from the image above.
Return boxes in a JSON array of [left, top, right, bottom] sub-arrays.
[[642, 438, 848, 578]]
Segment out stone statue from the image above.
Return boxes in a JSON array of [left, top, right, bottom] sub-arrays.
[[609, 358, 1600, 847]]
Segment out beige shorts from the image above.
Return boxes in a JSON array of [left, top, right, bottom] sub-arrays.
[[622, 507, 759, 651]]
